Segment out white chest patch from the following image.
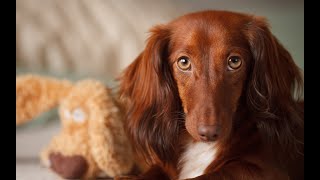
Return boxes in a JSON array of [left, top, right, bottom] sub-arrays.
[[178, 141, 217, 180]]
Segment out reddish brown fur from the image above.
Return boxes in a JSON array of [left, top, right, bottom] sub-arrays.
[[118, 10, 304, 180]]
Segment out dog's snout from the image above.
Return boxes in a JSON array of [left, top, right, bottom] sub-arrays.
[[198, 125, 221, 141], [49, 152, 88, 179]]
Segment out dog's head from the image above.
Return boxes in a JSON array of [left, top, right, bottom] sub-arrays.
[[120, 10, 303, 163]]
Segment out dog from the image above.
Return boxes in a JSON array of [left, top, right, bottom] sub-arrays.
[[118, 10, 304, 180]]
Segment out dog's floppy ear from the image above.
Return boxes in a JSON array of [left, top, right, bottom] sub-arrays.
[[120, 25, 173, 106], [119, 25, 182, 164], [87, 83, 134, 177], [244, 17, 303, 151], [16, 75, 73, 125]]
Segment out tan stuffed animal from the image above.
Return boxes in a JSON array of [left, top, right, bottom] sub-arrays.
[[16, 74, 137, 179]]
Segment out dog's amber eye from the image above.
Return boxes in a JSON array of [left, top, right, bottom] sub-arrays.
[[228, 56, 242, 70], [177, 56, 191, 71]]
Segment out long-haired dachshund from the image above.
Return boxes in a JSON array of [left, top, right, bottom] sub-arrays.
[[118, 10, 304, 180]]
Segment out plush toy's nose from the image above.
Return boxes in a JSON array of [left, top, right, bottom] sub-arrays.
[[49, 152, 88, 179]]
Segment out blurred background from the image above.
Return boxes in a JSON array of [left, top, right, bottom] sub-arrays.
[[16, 0, 304, 179]]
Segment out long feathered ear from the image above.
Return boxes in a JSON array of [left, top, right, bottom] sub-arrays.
[[119, 25, 182, 164], [244, 17, 304, 154]]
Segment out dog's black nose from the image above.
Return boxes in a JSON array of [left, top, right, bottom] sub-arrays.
[[198, 125, 220, 141]]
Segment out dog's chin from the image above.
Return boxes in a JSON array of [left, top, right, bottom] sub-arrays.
[[186, 132, 220, 144], [188, 133, 202, 142]]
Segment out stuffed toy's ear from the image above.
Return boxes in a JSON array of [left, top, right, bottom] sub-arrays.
[[16, 74, 73, 125], [86, 81, 134, 177]]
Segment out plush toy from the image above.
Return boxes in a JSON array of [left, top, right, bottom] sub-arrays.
[[16, 74, 137, 179]]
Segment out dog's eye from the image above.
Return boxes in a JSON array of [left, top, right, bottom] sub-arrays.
[[177, 56, 191, 71], [228, 56, 242, 70]]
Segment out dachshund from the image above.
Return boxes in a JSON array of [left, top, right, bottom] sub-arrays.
[[118, 10, 304, 180]]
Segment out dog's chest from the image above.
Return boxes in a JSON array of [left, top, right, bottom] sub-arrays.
[[178, 141, 217, 179]]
